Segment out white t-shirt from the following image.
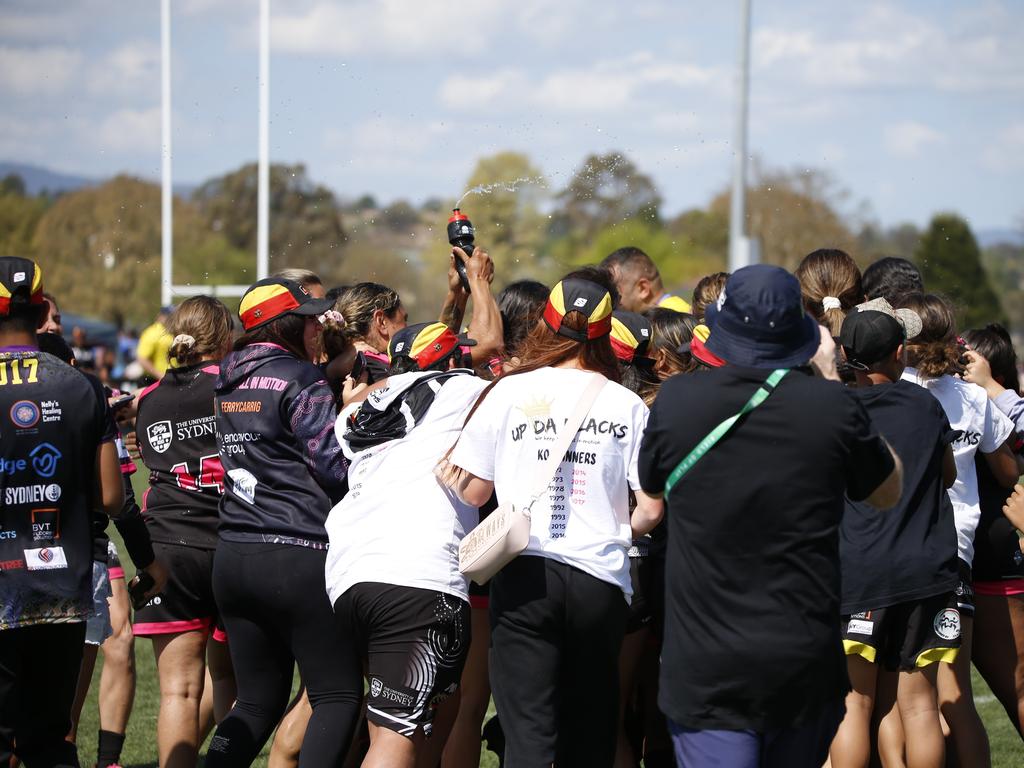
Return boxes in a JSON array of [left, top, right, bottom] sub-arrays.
[[902, 367, 1013, 565], [449, 367, 649, 599], [324, 372, 487, 606]]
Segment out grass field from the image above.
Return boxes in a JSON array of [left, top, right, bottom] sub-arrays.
[[70, 473, 1023, 766]]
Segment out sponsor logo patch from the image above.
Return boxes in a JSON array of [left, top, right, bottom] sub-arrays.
[[147, 421, 173, 454], [228, 468, 258, 505], [5, 484, 60, 505], [10, 400, 39, 429], [30, 442, 61, 478], [24, 545, 68, 570], [847, 619, 874, 636], [933, 608, 961, 641]]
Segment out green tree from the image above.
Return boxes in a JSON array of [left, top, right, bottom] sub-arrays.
[[916, 213, 1005, 328], [709, 166, 855, 271], [552, 152, 661, 243], [460, 152, 550, 283], [0, 183, 47, 257], [192, 163, 346, 283]]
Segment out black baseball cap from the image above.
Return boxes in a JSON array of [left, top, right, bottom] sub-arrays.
[[0, 257, 44, 317], [839, 310, 905, 370], [543, 278, 614, 342]]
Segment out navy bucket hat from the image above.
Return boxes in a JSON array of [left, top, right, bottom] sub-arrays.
[[704, 264, 820, 369]]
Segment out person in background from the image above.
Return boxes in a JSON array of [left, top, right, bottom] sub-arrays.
[[0, 257, 164, 768], [829, 300, 958, 768], [326, 322, 484, 768], [133, 296, 237, 768], [41, 291, 62, 334], [897, 292, 1018, 767], [136, 306, 173, 382], [335, 283, 409, 383], [71, 325, 108, 380], [690, 272, 728, 324], [795, 248, 863, 339], [39, 313, 138, 768], [439, 246, 504, 372], [862, 257, 924, 307], [601, 246, 692, 314], [206, 277, 360, 767], [961, 324, 1024, 737], [644, 309, 697, 379], [275, 268, 326, 299], [639, 265, 902, 768], [448, 269, 664, 766]]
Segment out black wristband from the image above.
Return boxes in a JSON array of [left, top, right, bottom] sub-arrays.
[[113, 510, 154, 570]]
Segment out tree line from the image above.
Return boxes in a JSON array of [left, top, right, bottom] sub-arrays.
[[0, 152, 1014, 335]]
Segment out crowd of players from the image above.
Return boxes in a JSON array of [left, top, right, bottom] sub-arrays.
[[1, 243, 1024, 768]]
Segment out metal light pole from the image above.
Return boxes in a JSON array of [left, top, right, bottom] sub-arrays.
[[257, 0, 270, 279], [728, 0, 754, 272], [160, 0, 173, 306]]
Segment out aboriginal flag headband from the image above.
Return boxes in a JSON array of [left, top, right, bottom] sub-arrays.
[[543, 278, 613, 342], [238, 276, 333, 331], [0, 256, 44, 317]]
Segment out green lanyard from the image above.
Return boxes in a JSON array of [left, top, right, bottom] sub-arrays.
[[664, 368, 789, 498]]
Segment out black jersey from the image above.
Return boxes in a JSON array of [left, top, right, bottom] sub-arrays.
[[0, 349, 113, 629], [136, 363, 222, 550]]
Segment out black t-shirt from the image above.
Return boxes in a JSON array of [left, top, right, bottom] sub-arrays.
[[973, 449, 1024, 582], [841, 380, 959, 613], [135, 363, 222, 549], [638, 366, 894, 732], [0, 350, 112, 629]]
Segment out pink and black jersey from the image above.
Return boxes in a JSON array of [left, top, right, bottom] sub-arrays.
[[136, 362, 222, 550]]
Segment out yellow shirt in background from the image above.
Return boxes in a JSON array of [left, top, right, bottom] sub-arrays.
[[657, 294, 692, 314], [137, 321, 172, 376]]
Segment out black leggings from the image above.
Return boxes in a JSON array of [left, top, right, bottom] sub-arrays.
[[0, 622, 86, 768], [206, 540, 362, 767]]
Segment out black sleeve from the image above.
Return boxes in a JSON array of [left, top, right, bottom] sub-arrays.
[[638, 389, 670, 495], [844, 392, 896, 502], [85, 372, 117, 444]]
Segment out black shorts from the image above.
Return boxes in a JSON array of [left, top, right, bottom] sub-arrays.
[[626, 539, 654, 634], [842, 591, 961, 671], [954, 558, 975, 618], [133, 542, 220, 637], [336, 583, 471, 737]]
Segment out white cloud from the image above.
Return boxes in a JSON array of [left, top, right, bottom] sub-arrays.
[[753, 3, 1024, 92], [883, 121, 946, 157], [88, 41, 160, 96], [325, 117, 455, 172], [0, 45, 81, 95], [270, 0, 506, 57], [982, 122, 1024, 172], [94, 107, 163, 154], [0, 7, 81, 42], [439, 54, 720, 114]]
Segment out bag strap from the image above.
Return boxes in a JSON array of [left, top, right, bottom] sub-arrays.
[[527, 373, 608, 507], [664, 368, 789, 498]]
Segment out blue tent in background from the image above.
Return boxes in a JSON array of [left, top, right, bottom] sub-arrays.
[[61, 313, 119, 348]]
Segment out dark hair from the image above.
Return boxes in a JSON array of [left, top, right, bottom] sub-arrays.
[[897, 292, 960, 378], [498, 279, 549, 357], [37, 331, 75, 364], [335, 282, 402, 343], [646, 308, 698, 376], [233, 313, 308, 360], [0, 304, 44, 335], [962, 323, 1020, 396], [795, 249, 863, 337], [462, 268, 620, 424], [862, 257, 923, 306], [691, 272, 729, 322], [324, 285, 350, 304], [599, 247, 658, 282], [388, 350, 462, 376]]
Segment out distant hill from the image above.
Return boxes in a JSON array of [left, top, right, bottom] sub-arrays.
[[0, 161, 196, 198], [978, 228, 1024, 248], [0, 162, 97, 196]]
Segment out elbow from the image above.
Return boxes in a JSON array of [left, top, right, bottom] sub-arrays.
[[101, 487, 125, 518]]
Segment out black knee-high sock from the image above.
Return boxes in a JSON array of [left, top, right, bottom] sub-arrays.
[[96, 730, 125, 768]]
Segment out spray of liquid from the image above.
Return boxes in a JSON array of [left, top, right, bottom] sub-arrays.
[[454, 175, 549, 208]]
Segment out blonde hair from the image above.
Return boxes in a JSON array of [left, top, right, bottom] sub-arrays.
[[691, 272, 729, 322], [168, 296, 234, 366], [334, 282, 402, 343], [795, 249, 863, 337]]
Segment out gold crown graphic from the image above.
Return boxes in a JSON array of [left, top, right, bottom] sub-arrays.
[[517, 395, 553, 420]]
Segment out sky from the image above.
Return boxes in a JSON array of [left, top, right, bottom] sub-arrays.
[[1, 0, 1022, 232]]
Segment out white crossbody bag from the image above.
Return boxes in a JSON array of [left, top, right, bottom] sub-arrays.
[[458, 373, 608, 584]]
